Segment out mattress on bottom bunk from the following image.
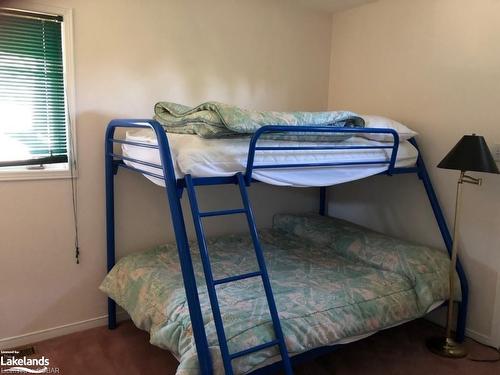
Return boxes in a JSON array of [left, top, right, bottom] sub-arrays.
[[100, 214, 450, 375], [122, 130, 418, 187]]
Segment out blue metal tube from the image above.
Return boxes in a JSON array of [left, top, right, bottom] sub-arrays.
[[245, 125, 399, 184], [383, 167, 419, 175], [199, 208, 247, 218], [409, 138, 469, 342], [105, 124, 117, 330], [123, 165, 420, 189], [118, 162, 165, 180], [230, 340, 280, 360], [236, 173, 293, 375], [111, 138, 160, 149], [144, 121, 214, 374], [255, 145, 394, 151], [110, 153, 163, 170], [106, 119, 214, 374], [319, 187, 327, 216], [252, 160, 390, 170], [387, 132, 400, 175], [177, 176, 242, 187], [185, 174, 234, 375], [213, 271, 262, 286]]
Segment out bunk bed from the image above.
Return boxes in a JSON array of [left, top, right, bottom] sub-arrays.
[[102, 119, 469, 375]]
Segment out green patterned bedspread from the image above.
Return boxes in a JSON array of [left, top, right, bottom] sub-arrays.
[[154, 101, 364, 141], [100, 214, 449, 374]]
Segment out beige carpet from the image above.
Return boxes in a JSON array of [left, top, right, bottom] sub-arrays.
[[11, 319, 500, 374]]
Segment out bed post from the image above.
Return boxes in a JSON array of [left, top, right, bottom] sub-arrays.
[[148, 120, 214, 374], [105, 125, 117, 330], [410, 138, 469, 342], [105, 120, 213, 373], [319, 187, 327, 216]]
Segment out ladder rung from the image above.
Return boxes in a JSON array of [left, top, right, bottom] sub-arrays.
[[230, 340, 280, 360], [213, 271, 261, 286], [199, 208, 247, 218]]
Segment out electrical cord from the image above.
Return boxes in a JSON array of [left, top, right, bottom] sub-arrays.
[[69, 155, 80, 264], [66, 97, 80, 264]]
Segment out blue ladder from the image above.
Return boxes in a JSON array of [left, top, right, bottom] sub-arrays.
[[185, 172, 293, 375]]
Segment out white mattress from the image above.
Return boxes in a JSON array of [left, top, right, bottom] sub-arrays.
[[122, 129, 418, 187]]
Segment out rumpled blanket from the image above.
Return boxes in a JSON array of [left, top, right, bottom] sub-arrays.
[[100, 213, 450, 374], [154, 101, 364, 141]]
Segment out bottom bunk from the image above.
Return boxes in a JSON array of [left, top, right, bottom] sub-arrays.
[[100, 213, 452, 375]]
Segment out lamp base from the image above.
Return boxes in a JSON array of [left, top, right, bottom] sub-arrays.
[[426, 337, 467, 358]]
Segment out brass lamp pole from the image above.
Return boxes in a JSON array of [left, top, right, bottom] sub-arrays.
[[426, 134, 499, 358]]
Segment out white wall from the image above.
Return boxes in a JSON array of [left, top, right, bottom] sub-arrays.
[[4, 0, 499, 349], [328, 0, 500, 345], [0, 0, 332, 342]]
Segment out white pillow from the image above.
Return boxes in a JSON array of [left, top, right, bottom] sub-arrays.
[[361, 115, 417, 142]]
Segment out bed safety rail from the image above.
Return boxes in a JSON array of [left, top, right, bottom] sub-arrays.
[[245, 125, 400, 185], [105, 119, 469, 375]]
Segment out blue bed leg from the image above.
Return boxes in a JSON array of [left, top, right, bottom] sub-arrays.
[[151, 121, 214, 374], [107, 299, 117, 329], [105, 126, 117, 330], [319, 187, 327, 216], [410, 138, 469, 342], [105, 120, 213, 373]]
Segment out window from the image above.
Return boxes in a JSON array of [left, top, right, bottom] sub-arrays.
[[0, 6, 75, 180]]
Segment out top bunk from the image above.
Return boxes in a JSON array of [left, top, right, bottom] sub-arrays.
[[106, 115, 421, 189]]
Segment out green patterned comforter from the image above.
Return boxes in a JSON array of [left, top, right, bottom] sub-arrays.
[[100, 214, 450, 374], [154, 101, 364, 141]]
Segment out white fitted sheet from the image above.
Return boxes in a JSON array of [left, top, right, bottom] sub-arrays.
[[122, 129, 418, 187]]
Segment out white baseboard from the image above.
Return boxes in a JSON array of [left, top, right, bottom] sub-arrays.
[[1, 312, 496, 352], [466, 328, 498, 348], [426, 313, 497, 347], [0, 311, 129, 350]]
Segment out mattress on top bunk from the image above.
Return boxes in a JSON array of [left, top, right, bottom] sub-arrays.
[[121, 129, 418, 187], [100, 214, 450, 375]]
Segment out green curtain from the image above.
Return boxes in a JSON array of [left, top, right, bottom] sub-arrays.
[[0, 11, 68, 167]]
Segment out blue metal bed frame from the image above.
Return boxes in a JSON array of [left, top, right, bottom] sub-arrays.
[[105, 119, 469, 375]]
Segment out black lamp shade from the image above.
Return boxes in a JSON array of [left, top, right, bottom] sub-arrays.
[[437, 134, 500, 174]]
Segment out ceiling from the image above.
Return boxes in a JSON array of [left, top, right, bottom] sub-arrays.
[[290, 0, 376, 13]]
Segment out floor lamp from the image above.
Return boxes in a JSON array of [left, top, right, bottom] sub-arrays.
[[426, 134, 499, 358]]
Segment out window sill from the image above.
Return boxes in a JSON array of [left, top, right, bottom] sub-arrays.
[[0, 164, 77, 182]]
